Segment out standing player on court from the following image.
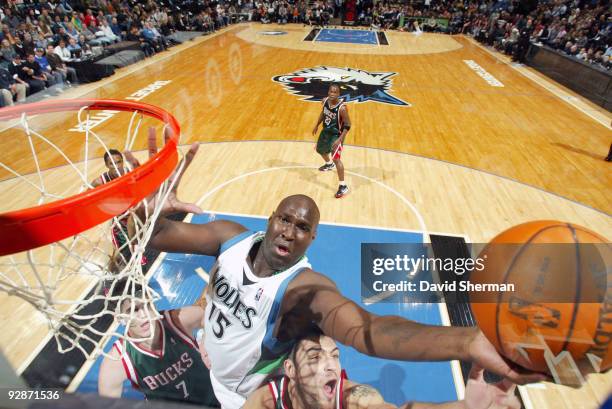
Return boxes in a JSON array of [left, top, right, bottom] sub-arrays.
[[312, 83, 351, 198]]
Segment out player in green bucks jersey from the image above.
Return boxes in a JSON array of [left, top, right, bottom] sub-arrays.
[[98, 281, 219, 407], [312, 83, 352, 198]]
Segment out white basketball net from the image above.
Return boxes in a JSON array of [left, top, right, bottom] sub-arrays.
[[0, 105, 184, 360]]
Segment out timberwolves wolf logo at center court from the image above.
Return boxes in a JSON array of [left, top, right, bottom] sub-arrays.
[[272, 66, 410, 106]]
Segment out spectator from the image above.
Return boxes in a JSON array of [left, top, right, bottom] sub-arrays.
[[576, 47, 588, 60], [24, 52, 53, 89], [54, 39, 72, 62], [98, 18, 120, 43], [0, 38, 16, 67], [126, 26, 154, 57], [1, 24, 16, 45], [279, 4, 288, 24], [2, 9, 20, 31], [39, 9, 54, 28], [292, 5, 299, 23], [64, 21, 79, 41], [67, 36, 82, 53], [52, 26, 70, 47], [22, 33, 36, 56], [80, 24, 102, 46], [141, 21, 166, 51], [83, 9, 98, 29], [0, 66, 26, 105], [15, 21, 28, 38], [28, 21, 47, 49], [38, 19, 54, 40], [35, 47, 63, 86], [46, 43, 77, 83], [71, 12, 84, 32], [109, 17, 122, 39], [147, 21, 168, 49], [8, 54, 43, 95], [13, 36, 27, 59], [59, 0, 74, 14], [88, 21, 113, 46]]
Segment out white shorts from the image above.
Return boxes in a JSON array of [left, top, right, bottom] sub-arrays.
[[210, 372, 247, 409]]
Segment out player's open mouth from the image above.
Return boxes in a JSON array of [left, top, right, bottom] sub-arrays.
[[323, 379, 337, 399], [275, 244, 290, 256]]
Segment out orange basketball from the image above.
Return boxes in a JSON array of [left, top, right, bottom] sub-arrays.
[[470, 221, 611, 379]]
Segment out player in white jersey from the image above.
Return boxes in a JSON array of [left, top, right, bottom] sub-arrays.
[[135, 129, 547, 409], [203, 230, 313, 408]]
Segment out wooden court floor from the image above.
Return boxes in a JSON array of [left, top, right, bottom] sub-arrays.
[[0, 23, 610, 408]]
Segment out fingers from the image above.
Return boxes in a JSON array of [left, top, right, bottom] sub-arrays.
[[506, 358, 550, 385], [175, 201, 203, 215], [502, 366, 548, 385], [172, 143, 199, 187], [123, 150, 140, 169], [184, 143, 199, 168], [468, 364, 485, 382], [496, 379, 517, 394], [147, 127, 158, 158], [163, 125, 172, 146]]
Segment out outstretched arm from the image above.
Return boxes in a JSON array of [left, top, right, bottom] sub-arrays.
[[304, 271, 472, 361], [132, 127, 247, 255], [288, 270, 545, 385], [149, 218, 246, 255]]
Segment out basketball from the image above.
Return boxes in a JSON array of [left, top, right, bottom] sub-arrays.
[[470, 220, 611, 378]]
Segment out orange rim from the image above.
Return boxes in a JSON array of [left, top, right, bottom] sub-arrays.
[[0, 99, 180, 256]]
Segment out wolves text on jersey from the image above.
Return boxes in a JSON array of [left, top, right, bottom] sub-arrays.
[[209, 274, 258, 339]]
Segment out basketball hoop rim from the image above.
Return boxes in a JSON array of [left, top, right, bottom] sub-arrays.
[[0, 99, 180, 257]]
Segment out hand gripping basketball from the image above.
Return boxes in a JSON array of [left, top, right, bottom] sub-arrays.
[[126, 127, 203, 217], [467, 330, 549, 386]]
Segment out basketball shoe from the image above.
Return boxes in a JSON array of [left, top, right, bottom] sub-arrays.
[[335, 184, 349, 198], [318, 163, 335, 171]]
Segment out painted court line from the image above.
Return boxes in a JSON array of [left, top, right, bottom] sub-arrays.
[[192, 165, 430, 243], [198, 208, 466, 239], [466, 36, 611, 129], [195, 267, 210, 283]]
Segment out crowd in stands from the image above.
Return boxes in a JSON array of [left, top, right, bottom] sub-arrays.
[[242, 0, 610, 69], [0, 0, 237, 106], [460, 0, 610, 68], [0, 0, 608, 106]]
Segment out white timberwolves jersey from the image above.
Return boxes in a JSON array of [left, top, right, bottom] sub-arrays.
[[204, 231, 312, 409]]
